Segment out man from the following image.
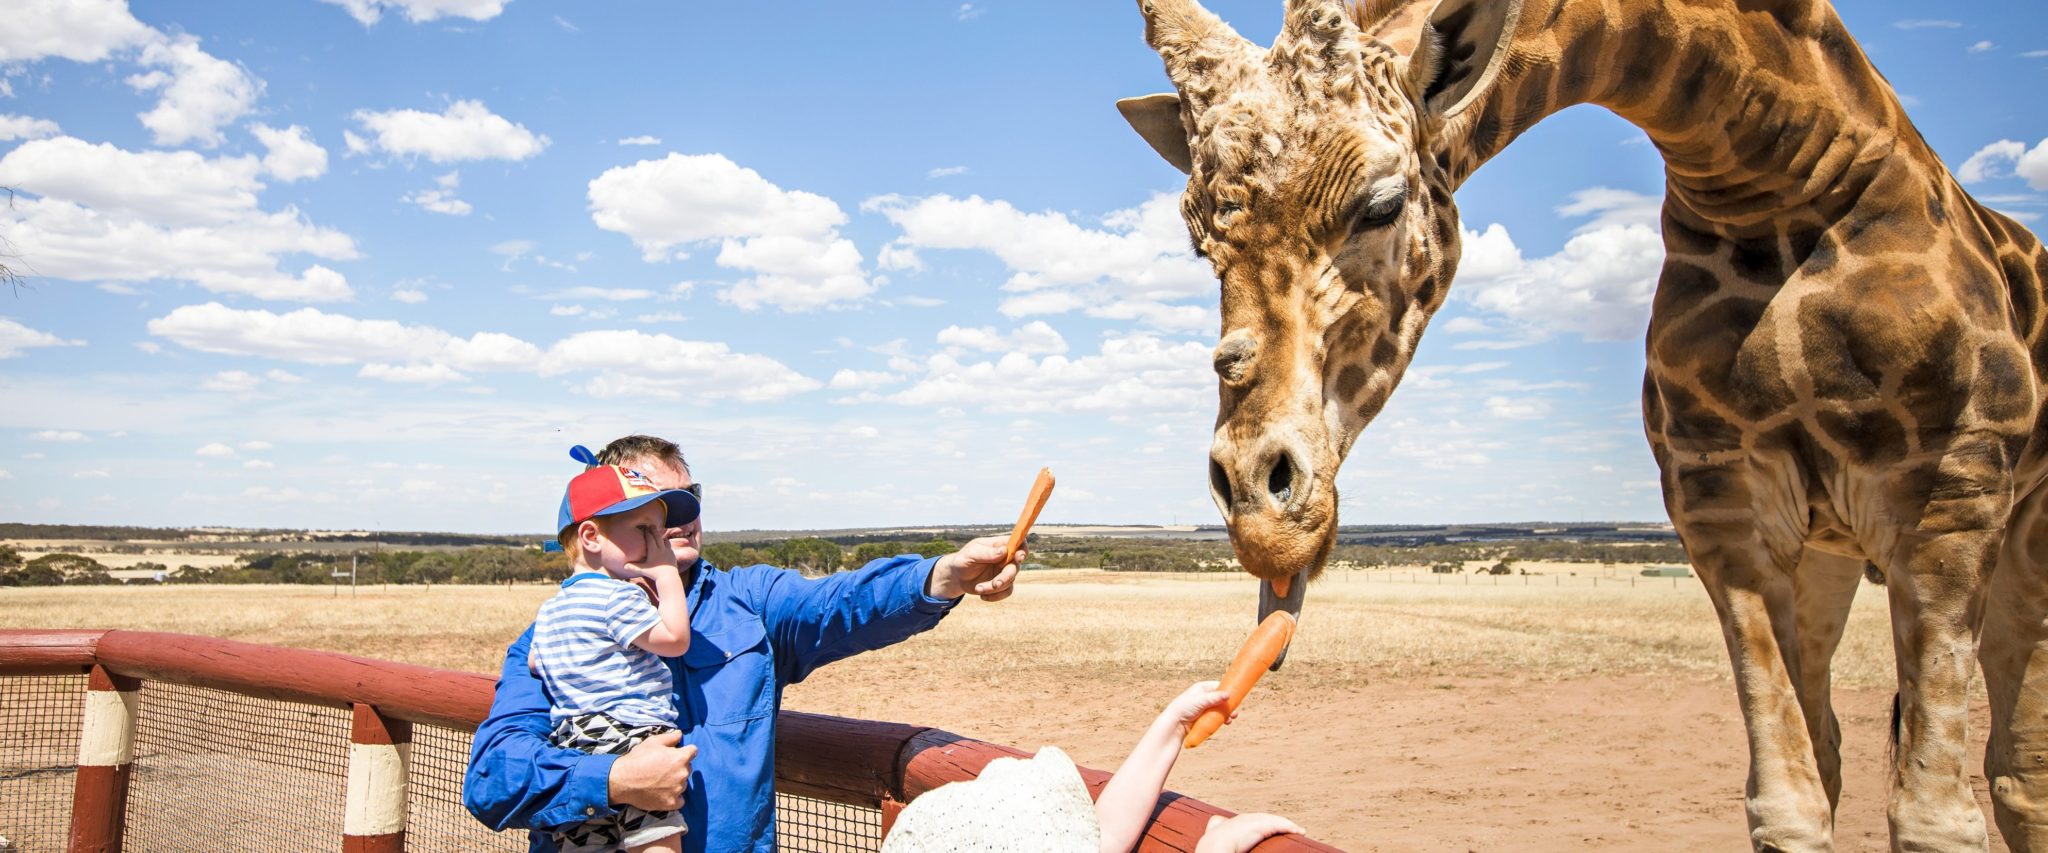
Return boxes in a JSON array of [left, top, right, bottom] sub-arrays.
[[465, 435, 1022, 853]]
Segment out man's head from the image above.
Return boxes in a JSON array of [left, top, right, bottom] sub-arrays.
[[557, 464, 701, 573], [594, 435, 702, 566]]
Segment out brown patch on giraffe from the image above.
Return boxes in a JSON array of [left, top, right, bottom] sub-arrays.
[[1730, 235, 1789, 284], [1816, 409, 1908, 465], [1334, 364, 1367, 402], [1973, 342, 2032, 424], [1794, 297, 1885, 401]]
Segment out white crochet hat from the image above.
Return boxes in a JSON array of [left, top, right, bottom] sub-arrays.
[[881, 745, 1101, 853]]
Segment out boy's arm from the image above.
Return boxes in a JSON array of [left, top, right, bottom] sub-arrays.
[[630, 565, 690, 657], [463, 626, 621, 831], [1095, 682, 1232, 853]]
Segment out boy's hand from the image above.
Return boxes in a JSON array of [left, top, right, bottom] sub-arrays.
[[1194, 813, 1305, 853], [1164, 681, 1233, 729], [609, 732, 696, 811]]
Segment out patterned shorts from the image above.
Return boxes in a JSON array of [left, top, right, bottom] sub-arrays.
[[548, 712, 688, 852]]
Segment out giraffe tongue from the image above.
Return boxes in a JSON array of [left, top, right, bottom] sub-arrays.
[[1257, 568, 1307, 671]]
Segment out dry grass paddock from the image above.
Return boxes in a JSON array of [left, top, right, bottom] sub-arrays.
[[10, 570, 1994, 850]]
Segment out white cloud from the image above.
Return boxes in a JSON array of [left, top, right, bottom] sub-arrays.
[[0, 0, 152, 63], [956, 3, 984, 21], [126, 36, 261, 147], [618, 135, 661, 146], [866, 192, 1215, 331], [243, 459, 275, 469], [0, 317, 82, 358], [1959, 139, 2048, 189], [266, 368, 305, 383], [550, 304, 587, 317], [241, 441, 273, 450], [928, 165, 968, 178], [404, 171, 472, 216], [359, 362, 466, 384], [200, 370, 263, 392], [635, 311, 688, 324], [148, 302, 541, 371], [72, 469, 110, 479], [885, 332, 1212, 415], [539, 330, 822, 401], [828, 369, 905, 390], [1894, 19, 1962, 29], [0, 469, 11, 480], [936, 321, 1068, 355], [1969, 40, 1996, 54], [1454, 187, 1664, 343], [320, 0, 509, 26], [0, 137, 359, 301], [250, 124, 328, 182], [2024, 51, 2048, 59], [392, 287, 428, 304], [196, 442, 235, 457], [549, 286, 657, 301], [589, 152, 875, 311], [351, 100, 548, 163], [0, 114, 60, 141], [877, 243, 923, 272], [1485, 396, 1552, 420]]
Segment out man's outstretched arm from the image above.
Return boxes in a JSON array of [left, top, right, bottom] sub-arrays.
[[463, 626, 620, 831]]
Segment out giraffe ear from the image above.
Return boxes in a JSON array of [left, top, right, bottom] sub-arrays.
[[1403, 0, 1524, 121], [1116, 93, 1194, 175]]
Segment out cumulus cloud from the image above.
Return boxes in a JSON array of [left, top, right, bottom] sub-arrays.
[[0, 317, 83, 358], [404, 171, 471, 215], [927, 165, 968, 178], [865, 192, 1215, 332], [319, 0, 510, 26], [200, 370, 264, 393], [196, 442, 234, 457], [0, 137, 358, 301], [148, 302, 540, 372], [350, 100, 548, 163], [359, 362, 466, 384], [936, 321, 1068, 355], [588, 152, 875, 311], [618, 135, 660, 146], [250, 124, 327, 182], [126, 36, 261, 147], [1959, 139, 2048, 188], [828, 369, 905, 390], [34, 430, 89, 442], [1, 0, 153, 63], [883, 332, 1212, 414], [539, 330, 822, 401], [0, 114, 60, 141], [1454, 187, 1664, 343]]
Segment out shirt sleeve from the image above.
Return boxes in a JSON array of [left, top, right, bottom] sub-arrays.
[[464, 624, 621, 832], [754, 554, 959, 685], [604, 582, 664, 649]]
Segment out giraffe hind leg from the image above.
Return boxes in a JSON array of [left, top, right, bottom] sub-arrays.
[[1983, 484, 2048, 851]]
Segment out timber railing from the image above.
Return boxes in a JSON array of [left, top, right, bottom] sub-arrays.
[[0, 629, 1339, 852]]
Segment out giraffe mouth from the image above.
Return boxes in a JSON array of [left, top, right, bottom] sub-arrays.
[[1257, 566, 1307, 670]]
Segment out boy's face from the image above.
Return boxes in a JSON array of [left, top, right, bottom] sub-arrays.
[[625, 456, 700, 567], [584, 500, 673, 573]]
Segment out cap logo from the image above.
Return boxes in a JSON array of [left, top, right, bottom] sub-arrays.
[[621, 468, 656, 494]]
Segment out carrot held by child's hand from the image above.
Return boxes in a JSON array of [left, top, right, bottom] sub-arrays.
[[1000, 467, 1055, 567], [1183, 611, 1296, 749]]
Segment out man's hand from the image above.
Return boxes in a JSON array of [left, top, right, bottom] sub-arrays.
[[1194, 813, 1306, 853], [608, 731, 696, 811], [926, 535, 1022, 601]]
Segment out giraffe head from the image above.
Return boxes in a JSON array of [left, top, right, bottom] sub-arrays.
[[1120, 0, 1521, 604]]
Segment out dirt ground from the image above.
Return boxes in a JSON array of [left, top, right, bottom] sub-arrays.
[[789, 666, 2008, 852]]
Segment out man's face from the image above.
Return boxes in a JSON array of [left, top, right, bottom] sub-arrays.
[[629, 457, 700, 567]]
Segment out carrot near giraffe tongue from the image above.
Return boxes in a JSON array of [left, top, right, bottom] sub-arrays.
[[1184, 611, 1296, 749]]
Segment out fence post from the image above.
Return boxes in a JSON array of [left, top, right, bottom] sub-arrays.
[[68, 665, 140, 853], [344, 703, 411, 853], [881, 797, 907, 841]]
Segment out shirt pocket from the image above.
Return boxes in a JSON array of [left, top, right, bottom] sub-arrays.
[[680, 620, 773, 726]]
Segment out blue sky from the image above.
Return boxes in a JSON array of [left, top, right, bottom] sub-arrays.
[[0, 0, 2044, 534]]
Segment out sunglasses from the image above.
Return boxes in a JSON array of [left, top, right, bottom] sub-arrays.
[[680, 483, 703, 500]]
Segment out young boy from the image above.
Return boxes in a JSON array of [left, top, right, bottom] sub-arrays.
[[529, 464, 701, 853], [882, 682, 1306, 853]]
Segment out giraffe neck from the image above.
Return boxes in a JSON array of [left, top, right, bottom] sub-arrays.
[[1437, 0, 1912, 238]]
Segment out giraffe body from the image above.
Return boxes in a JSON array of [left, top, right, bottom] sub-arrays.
[[1121, 0, 2048, 848]]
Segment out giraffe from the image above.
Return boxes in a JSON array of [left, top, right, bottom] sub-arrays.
[[1116, 0, 2048, 849]]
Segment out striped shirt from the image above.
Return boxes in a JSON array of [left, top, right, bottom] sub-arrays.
[[531, 573, 676, 729]]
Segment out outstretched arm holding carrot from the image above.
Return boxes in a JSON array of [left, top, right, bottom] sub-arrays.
[[1095, 682, 1304, 853]]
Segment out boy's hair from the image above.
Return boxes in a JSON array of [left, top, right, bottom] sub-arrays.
[[595, 434, 690, 475]]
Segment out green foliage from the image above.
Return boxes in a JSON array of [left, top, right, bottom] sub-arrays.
[[0, 544, 21, 572], [700, 542, 747, 569], [848, 541, 920, 569], [768, 538, 843, 576]]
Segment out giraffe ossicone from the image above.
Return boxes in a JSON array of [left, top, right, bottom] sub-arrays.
[[1122, 0, 2048, 850]]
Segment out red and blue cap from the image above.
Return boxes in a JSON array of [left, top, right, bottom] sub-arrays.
[[555, 464, 700, 544]]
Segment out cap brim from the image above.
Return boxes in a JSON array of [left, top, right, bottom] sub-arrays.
[[590, 489, 700, 528]]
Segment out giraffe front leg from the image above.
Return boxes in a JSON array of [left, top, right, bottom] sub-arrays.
[[1681, 516, 1836, 852], [1884, 525, 1998, 852], [1792, 548, 1868, 816], [1983, 486, 2048, 851]]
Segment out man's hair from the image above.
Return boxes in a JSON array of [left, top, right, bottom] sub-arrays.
[[595, 434, 690, 474]]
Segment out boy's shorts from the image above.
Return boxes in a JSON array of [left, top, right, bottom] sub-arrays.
[[548, 712, 688, 852]]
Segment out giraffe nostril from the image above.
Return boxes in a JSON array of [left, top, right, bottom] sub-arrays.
[[1267, 455, 1294, 506], [1210, 457, 1235, 510]]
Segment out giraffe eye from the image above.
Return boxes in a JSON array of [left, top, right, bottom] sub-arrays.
[[1215, 201, 1245, 227], [1352, 196, 1404, 233]]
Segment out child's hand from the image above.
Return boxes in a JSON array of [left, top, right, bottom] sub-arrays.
[[1164, 680, 1233, 728], [1194, 813, 1305, 853]]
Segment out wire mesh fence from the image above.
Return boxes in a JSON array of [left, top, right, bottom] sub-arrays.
[[0, 674, 84, 853], [0, 673, 889, 851]]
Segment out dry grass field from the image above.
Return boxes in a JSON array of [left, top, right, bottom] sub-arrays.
[[0, 569, 2013, 850]]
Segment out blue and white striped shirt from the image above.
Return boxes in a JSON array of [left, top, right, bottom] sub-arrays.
[[530, 573, 676, 729]]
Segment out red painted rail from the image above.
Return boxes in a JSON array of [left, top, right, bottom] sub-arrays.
[[0, 629, 1340, 852]]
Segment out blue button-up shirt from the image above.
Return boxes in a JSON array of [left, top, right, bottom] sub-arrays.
[[464, 555, 958, 853]]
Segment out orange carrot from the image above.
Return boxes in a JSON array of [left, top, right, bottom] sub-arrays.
[[1001, 468, 1055, 567], [1184, 611, 1297, 749]]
